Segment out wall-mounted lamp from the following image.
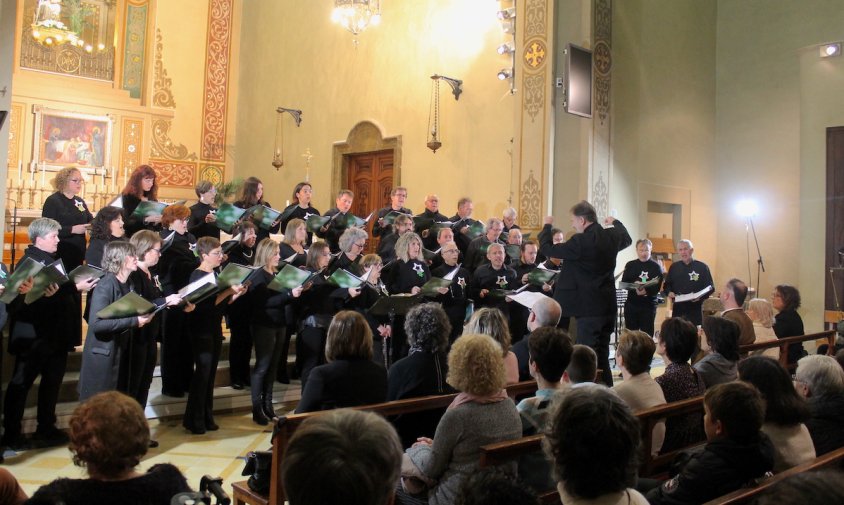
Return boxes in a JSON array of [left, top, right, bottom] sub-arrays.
[[497, 68, 513, 80], [427, 75, 463, 153], [272, 107, 303, 169], [497, 7, 515, 20], [820, 42, 842, 58], [497, 42, 515, 55]]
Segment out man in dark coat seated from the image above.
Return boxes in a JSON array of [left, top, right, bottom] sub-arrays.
[[794, 354, 844, 456]]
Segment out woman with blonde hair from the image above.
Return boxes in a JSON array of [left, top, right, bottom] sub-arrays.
[[248, 238, 303, 424], [27, 391, 190, 504], [465, 307, 519, 384], [295, 311, 387, 413], [385, 232, 430, 363], [280, 218, 308, 267], [42, 166, 92, 270], [747, 298, 779, 360], [399, 333, 521, 505]]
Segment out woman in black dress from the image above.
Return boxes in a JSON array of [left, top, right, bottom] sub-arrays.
[[772, 284, 805, 366], [120, 164, 161, 237], [188, 180, 220, 240], [280, 182, 321, 245], [279, 218, 308, 267], [329, 226, 367, 275], [248, 238, 303, 425], [42, 167, 93, 348], [294, 241, 336, 390], [385, 232, 430, 362], [234, 176, 280, 242], [225, 221, 258, 389], [85, 206, 125, 268], [183, 237, 246, 434]]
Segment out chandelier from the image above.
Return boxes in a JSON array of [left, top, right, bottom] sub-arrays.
[[332, 0, 381, 38], [31, 0, 105, 52]]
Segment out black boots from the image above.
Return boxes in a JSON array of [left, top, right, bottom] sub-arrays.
[[262, 396, 277, 420], [252, 399, 269, 426]]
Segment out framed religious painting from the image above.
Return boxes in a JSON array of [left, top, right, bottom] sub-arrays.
[[32, 105, 113, 174]]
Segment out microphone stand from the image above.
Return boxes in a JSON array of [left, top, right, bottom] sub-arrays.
[[748, 216, 765, 298]]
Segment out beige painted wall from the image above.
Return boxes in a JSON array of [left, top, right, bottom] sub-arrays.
[[0, 0, 17, 234], [716, 0, 844, 331], [234, 1, 517, 221], [611, 0, 717, 268]]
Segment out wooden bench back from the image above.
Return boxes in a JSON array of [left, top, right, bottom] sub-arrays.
[[702, 446, 844, 505], [264, 380, 538, 505], [739, 330, 836, 370]]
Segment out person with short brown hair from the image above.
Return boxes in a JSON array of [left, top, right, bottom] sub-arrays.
[[27, 391, 190, 505], [188, 179, 219, 240], [295, 311, 387, 413]]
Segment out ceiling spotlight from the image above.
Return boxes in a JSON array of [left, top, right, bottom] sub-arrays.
[[497, 42, 515, 55], [497, 68, 512, 80], [820, 42, 842, 58], [497, 7, 515, 20]]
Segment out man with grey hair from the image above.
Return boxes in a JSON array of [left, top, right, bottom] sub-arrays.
[[795, 354, 844, 455], [513, 297, 563, 380], [664, 239, 713, 326], [415, 194, 449, 250], [464, 217, 505, 271], [2, 218, 98, 450], [502, 207, 520, 233], [282, 409, 403, 505]]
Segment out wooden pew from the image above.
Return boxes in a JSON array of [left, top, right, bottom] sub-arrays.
[[232, 380, 538, 505], [739, 330, 836, 371], [702, 445, 844, 505]]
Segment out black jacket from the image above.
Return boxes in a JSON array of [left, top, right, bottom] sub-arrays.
[[41, 191, 93, 269], [188, 202, 220, 240], [807, 394, 844, 456], [549, 220, 632, 317], [295, 358, 387, 413], [646, 435, 775, 505]]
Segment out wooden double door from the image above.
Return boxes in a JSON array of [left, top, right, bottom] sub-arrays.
[[347, 150, 395, 254]]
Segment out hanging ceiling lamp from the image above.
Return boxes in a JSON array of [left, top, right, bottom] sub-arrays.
[[332, 0, 381, 43]]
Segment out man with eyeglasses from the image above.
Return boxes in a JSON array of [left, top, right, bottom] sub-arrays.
[[470, 243, 518, 318], [415, 194, 450, 250], [430, 241, 473, 344], [373, 187, 413, 239], [464, 218, 506, 272], [376, 214, 414, 265]]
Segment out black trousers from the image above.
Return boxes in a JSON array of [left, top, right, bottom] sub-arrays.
[[3, 349, 68, 440], [126, 334, 158, 408], [624, 304, 657, 337], [575, 314, 615, 387], [298, 326, 327, 392], [183, 334, 222, 430], [672, 301, 703, 327], [228, 311, 253, 386], [250, 324, 285, 405], [161, 310, 193, 396]]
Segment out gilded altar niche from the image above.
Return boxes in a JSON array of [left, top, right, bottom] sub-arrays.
[[19, 0, 117, 81]]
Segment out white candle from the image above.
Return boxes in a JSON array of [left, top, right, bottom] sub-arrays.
[[29, 163, 34, 182], [17, 161, 22, 181], [101, 169, 106, 186]]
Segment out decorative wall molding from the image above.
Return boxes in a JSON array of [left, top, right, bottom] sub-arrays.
[[590, 0, 612, 220], [119, 118, 143, 181], [594, 0, 612, 125], [200, 0, 234, 162], [152, 28, 176, 108], [122, 1, 148, 99], [150, 159, 196, 188], [150, 117, 197, 161], [6, 103, 24, 169], [520, 171, 541, 228], [524, 0, 546, 37], [199, 164, 225, 185]]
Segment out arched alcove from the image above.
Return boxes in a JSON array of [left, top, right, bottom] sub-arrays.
[[331, 121, 402, 196]]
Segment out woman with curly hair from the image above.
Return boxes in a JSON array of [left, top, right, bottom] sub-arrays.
[[295, 311, 387, 413], [120, 164, 161, 236], [42, 166, 92, 270], [330, 226, 368, 275], [27, 391, 190, 504], [465, 308, 519, 384], [399, 333, 521, 505], [84, 206, 125, 268]]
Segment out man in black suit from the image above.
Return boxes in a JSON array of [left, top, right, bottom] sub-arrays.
[[545, 201, 632, 387]]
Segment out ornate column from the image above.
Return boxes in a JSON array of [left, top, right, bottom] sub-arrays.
[[589, 0, 612, 219]]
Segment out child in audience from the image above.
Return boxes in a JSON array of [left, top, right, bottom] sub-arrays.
[[646, 382, 774, 505], [562, 344, 598, 386], [613, 329, 667, 455]]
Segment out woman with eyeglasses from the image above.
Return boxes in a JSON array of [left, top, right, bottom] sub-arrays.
[[294, 241, 338, 391], [429, 240, 472, 345], [385, 232, 431, 362], [157, 204, 199, 398], [188, 180, 220, 240], [42, 167, 93, 270], [328, 227, 368, 276], [127, 231, 188, 417], [121, 164, 161, 237], [183, 237, 246, 434], [335, 253, 391, 364]]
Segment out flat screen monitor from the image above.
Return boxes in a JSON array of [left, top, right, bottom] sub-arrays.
[[564, 43, 593, 118]]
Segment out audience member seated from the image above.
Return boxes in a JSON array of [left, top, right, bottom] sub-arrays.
[[719, 278, 756, 346], [388, 302, 456, 447], [562, 344, 599, 387], [753, 469, 844, 504], [772, 284, 805, 366], [516, 326, 573, 491], [512, 297, 562, 381], [455, 468, 539, 505], [295, 311, 388, 413], [747, 298, 780, 360], [645, 382, 774, 505], [543, 387, 649, 504], [654, 317, 706, 454], [26, 391, 190, 505], [0, 469, 26, 505], [398, 333, 521, 505], [281, 409, 403, 505], [794, 354, 844, 456], [612, 329, 667, 455], [694, 316, 740, 388], [464, 308, 519, 384], [738, 356, 816, 471]]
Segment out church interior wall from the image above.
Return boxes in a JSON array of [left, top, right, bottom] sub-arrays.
[[0, 0, 17, 237]]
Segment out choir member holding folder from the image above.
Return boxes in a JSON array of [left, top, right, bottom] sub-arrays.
[[42, 167, 93, 271], [329, 227, 367, 275], [333, 253, 391, 363], [79, 241, 179, 402], [183, 237, 246, 434], [279, 219, 308, 267], [279, 182, 321, 246], [225, 221, 258, 389], [248, 239, 303, 425], [384, 232, 430, 362], [293, 242, 336, 390], [429, 241, 472, 345], [2, 218, 97, 450], [234, 177, 280, 243], [188, 180, 220, 240], [121, 164, 161, 237]]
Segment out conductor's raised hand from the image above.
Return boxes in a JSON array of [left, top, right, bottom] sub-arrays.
[[543, 215, 554, 225]]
